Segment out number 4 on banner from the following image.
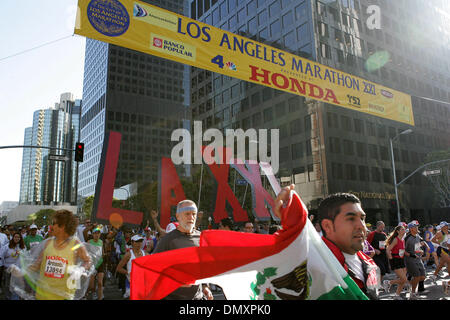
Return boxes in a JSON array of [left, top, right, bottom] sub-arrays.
[[211, 55, 224, 69]]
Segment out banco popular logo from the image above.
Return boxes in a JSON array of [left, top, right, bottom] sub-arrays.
[[87, 0, 130, 37], [153, 37, 163, 48]]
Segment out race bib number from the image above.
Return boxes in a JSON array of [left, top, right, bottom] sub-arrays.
[[399, 249, 405, 257], [379, 241, 386, 249], [414, 243, 421, 253], [44, 256, 68, 279], [29, 241, 40, 248]]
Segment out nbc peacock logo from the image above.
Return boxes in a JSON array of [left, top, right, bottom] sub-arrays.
[[226, 61, 237, 71]]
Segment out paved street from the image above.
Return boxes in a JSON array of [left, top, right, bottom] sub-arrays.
[[1, 266, 448, 300], [378, 266, 449, 301]]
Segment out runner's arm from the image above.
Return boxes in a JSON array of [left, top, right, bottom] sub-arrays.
[[116, 252, 131, 275], [76, 240, 92, 270], [150, 210, 167, 236], [431, 232, 442, 245], [386, 238, 397, 259]]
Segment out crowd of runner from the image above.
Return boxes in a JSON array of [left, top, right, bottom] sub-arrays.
[[0, 210, 448, 300]]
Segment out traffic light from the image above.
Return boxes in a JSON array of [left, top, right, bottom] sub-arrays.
[[389, 200, 397, 209], [75, 142, 84, 162]]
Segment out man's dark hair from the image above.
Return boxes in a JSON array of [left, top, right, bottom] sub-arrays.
[[317, 193, 361, 237], [221, 217, 234, 230]]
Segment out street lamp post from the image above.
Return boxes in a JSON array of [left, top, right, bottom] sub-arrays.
[[389, 129, 412, 224]]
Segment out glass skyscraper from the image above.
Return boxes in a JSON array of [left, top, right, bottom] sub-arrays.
[[19, 93, 81, 205], [78, 0, 191, 201], [189, 0, 450, 224]]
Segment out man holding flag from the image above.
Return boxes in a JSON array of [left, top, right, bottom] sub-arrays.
[[131, 184, 376, 300], [152, 200, 214, 300], [315, 191, 380, 299]]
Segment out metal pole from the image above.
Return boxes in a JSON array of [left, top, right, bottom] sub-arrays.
[[242, 182, 248, 207], [389, 138, 401, 224], [197, 163, 204, 209], [0, 145, 74, 152]]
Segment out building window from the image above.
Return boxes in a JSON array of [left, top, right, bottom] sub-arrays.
[[263, 107, 273, 123], [356, 142, 366, 158], [282, 12, 294, 28], [359, 166, 369, 181], [252, 112, 262, 126], [329, 137, 341, 154], [380, 146, 389, 161], [275, 101, 286, 117], [291, 142, 303, 159], [354, 118, 364, 134], [262, 87, 272, 101], [320, 43, 331, 59], [341, 115, 352, 131], [343, 140, 354, 155], [368, 144, 378, 159], [332, 162, 343, 179], [382, 168, 392, 183], [318, 21, 329, 38], [269, 0, 281, 17], [270, 19, 281, 37], [306, 140, 312, 156], [290, 119, 302, 135], [371, 167, 381, 182], [251, 92, 261, 106], [345, 164, 357, 180], [327, 112, 339, 128]]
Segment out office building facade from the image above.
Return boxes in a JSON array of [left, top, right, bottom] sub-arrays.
[[189, 0, 450, 224], [19, 93, 81, 205], [78, 0, 191, 201]]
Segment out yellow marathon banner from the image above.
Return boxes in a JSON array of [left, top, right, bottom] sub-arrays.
[[75, 0, 414, 125]]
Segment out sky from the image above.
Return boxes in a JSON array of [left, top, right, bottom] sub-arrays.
[[0, 0, 85, 204]]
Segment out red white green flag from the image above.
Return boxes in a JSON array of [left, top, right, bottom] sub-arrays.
[[130, 191, 368, 300]]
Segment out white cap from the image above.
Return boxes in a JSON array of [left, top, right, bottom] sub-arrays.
[[131, 235, 144, 241], [30, 224, 38, 229], [165, 222, 177, 233]]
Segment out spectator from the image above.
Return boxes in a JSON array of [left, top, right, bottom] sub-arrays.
[[142, 227, 154, 254], [275, 185, 380, 299], [75, 217, 88, 242], [0, 227, 8, 293], [314, 222, 323, 236], [114, 226, 132, 295], [254, 219, 269, 234], [404, 220, 427, 300], [367, 221, 390, 280], [23, 224, 44, 251], [243, 222, 254, 233], [103, 231, 115, 284], [219, 217, 234, 231], [116, 234, 146, 299], [1, 232, 25, 299], [86, 227, 105, 300], [269, 224, 282, 235], [152, 200, 213, 300], [384, 225, 408, 300], [363, 239, 375, 258]]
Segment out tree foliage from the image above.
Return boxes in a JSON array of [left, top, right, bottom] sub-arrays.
[[27, 209, 56, 227], [423, 149, 450, 208]]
